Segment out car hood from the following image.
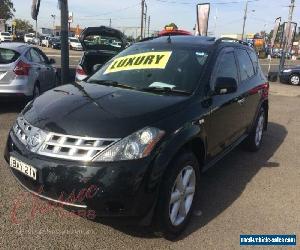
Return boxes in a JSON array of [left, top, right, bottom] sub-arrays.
[[22, 83, 190, 138]]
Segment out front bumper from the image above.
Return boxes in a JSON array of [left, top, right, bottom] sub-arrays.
[[279, 72, 290, 83], [4, 131, 159, 221]]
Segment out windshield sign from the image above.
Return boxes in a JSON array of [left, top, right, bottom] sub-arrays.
[[104, 51, 172, 74]]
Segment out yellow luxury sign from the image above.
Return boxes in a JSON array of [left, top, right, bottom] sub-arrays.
[[104, 51, 173, 74]]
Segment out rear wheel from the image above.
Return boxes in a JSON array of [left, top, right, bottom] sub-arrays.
[[244, 107, 265, 151], [155, 151, 200, 240], [289, 74, 300, 85]]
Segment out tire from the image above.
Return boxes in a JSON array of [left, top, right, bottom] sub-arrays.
[[244, 107, 266, 152], [289, 74, 300, 85], [155, 150, 200, 240], [32, 83, 40, 100]]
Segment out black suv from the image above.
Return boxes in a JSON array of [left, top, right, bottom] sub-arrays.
[[4, 36, 269, 239]]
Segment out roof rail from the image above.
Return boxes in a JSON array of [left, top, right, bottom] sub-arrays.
[[215, 37, 249, 47]]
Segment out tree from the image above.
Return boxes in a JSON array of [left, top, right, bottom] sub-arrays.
[[0, 0, 15, 20], [14, 19, 34, 33], [164, 23, 178, 30]]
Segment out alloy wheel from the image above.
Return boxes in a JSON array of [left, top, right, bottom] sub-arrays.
[[255, 111, 265, 146], [169, 165, 196, 226], [290, 75, 300, 85]]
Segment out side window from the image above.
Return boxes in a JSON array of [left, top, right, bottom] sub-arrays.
[[247, 49, 258, 73], [30, 49, 42, 63], [35, 49, 48, 63], [236, 49, 255, 81], [213, 51, 238, 86]]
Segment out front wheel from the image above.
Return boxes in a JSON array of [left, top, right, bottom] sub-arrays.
[[155, 151, 200, 239], [289, 74, 300, 85]]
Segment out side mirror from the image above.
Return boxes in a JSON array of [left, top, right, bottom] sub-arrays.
[[92, 64, 103, 73], [214, 77, 237, 95], [49, 58, 56, 64]]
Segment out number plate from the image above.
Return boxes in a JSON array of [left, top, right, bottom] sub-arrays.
[[10, 157, 37, 180]]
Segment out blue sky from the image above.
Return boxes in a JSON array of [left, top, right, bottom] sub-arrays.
[[11, 0, 300, 37]]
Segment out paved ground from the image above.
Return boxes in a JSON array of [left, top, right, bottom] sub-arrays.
[[0, 51, 299, 249]]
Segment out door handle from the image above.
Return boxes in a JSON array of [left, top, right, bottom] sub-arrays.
[[237, 98, 246, 105]]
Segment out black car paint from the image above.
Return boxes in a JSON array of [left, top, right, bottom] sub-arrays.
[[4, 36, 269, 224], [279, 66, 300, 84]]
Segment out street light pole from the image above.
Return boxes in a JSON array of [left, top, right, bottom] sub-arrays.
[[241, 0, 248, 41], [60, 0, 69, 85]]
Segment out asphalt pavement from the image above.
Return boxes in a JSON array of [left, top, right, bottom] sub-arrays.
[[0, 48, 299, 249]]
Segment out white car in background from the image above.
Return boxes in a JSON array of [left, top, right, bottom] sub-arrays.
[[41, 36, 52, 47], [24, 33, 35, 43], [69, 37, 83, 51], [0, 32, 13, 42]]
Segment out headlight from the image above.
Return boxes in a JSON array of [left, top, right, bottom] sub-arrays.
[[283, 69, 292, 73], [93, 127, 165, 162]]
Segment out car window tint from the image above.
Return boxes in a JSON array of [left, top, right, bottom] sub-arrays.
[[236, 49, 255, 81], [247, 49, 258, 73], [30, 49, 42, 63], [213, 51, 238, 85]]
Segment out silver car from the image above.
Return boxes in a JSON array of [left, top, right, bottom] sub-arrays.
[[0, 43, 58, 99]]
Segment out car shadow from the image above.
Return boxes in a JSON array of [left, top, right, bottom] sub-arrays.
[[93, 122, 287, 240], [0, 99, 26, 114]]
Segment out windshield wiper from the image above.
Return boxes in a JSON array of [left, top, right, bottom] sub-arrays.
[[140, 87, 192, 96], [88, 80, 136, 90]]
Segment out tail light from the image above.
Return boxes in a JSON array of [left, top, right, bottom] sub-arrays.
[[262, 82, 269, 98], [14, 60, 31, 76], [76, 65, 87, 76]]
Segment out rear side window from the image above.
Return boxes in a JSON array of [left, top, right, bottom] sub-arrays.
[[0, 48, 20, 64], [247, 49, 259, 73], [236, 49, 255, 81], [213, 51, 238, 85]]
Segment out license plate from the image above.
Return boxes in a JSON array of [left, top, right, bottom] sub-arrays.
[[10, 157, 37, 180]]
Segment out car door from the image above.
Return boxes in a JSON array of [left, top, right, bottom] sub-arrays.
[[235, 48, 261, 131], [206, 47, 246, 158], [28, 48, 48, 91], [35, 48, 56, 89]]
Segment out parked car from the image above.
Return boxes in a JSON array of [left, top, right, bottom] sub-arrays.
[[75, 26, 126, 82], [0, 32, 13, 42], [0, 43, 58, 99], [279, 66, 300, 85], [24, 33, 35, 43], [15, 32, 25, 42], [69, 37, 82, 50], [4, 36, 269, 239], [41, 36, 52, 47], [49, 37, 61, 49]]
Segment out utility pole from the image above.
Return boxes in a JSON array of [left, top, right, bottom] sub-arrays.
[[140, 0, 145, 39], [144, 2, 147, 38], [241, 0, 248, 41], [51, 14, 56, 36], [60, 0, 69, 85], [148, 16, 150, 37], [279, 0, 295, 72]]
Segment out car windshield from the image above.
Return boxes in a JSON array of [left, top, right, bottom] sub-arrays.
[[26, 34, 34, 38], [83, 35, 123, 51], [2, 33, 10, 36], [87, 43, 209, 94], [0, 48, 20, 64]]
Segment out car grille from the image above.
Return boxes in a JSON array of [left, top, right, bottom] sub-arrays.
[[13, 117, 119, 161], [39, 133, 119, 161]]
